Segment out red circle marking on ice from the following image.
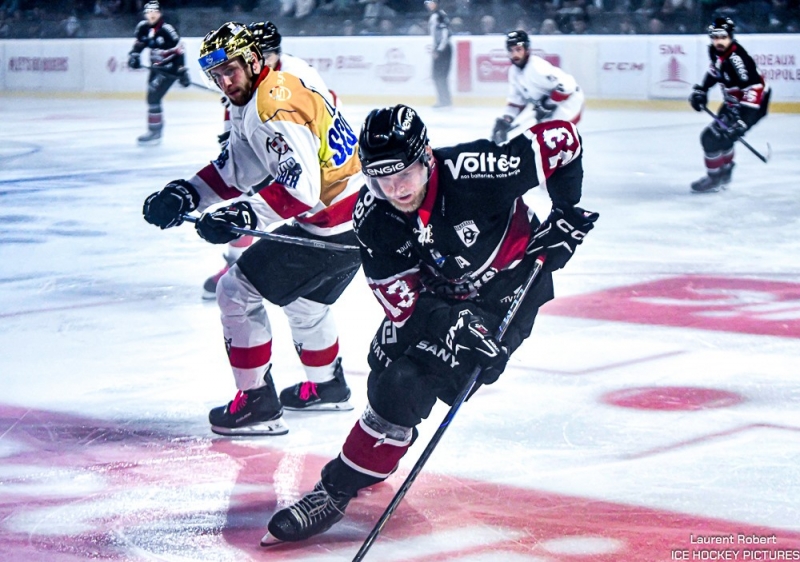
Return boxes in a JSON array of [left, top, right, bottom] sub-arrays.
[[602, 386, 745, 411]]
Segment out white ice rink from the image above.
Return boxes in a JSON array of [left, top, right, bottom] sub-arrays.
[[1, 93, 799, 561]]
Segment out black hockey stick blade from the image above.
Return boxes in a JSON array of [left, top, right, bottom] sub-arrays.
[[181, 214, 359, 252], [351, 256, 546, 562]]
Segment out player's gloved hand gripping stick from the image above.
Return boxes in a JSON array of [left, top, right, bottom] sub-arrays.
[[702, 106, 770, 164], [351, 256, 547, 562]]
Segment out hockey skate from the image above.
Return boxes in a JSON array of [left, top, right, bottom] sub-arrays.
[[137, 129, 162, 145], [691, 172, 724, 194], [280, 358, 353, 411], [209, 370, 288, 436], [261, 481, 351, 546]]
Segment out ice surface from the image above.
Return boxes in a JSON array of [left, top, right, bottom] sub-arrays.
[[1, 94, 799, 561]]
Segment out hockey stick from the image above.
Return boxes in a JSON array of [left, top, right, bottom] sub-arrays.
[[352, 255, 546, 562], [181, 214, 360, 253], [143, 64, 217, 93], [703, 106, 770, 164]]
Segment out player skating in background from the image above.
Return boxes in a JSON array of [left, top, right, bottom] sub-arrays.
[[263, 104, 598, 544], [142, 23, 364, 436], [492, 30, 584, 144], [203, 20, 341, 300], [127, 1, 191, 145], [689, 16, 771, 194]]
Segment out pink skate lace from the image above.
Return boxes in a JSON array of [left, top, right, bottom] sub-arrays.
[[230, 390, 247, 414], [298, 382, 319, 401]]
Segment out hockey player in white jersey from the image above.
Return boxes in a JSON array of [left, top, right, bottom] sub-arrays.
[[203, 20, 340, 299], [142, 22, 364, 436], [492, 30, 584, 144]]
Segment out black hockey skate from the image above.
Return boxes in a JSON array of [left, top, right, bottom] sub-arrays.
[[209, 370, 288, 436], [691, 172, 724, 194], [261, 481, 351, 546], [279, 358, 353, 411], [719, 162, 735, 185], [137, 129, 162, 145]]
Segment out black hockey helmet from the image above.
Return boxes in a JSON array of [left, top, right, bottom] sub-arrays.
[[199, 22, 262, 80], [143, 1, 160, 13], [708, 16, 735, 38], [505, 29, 530, 51], [358, 105, 429, 179], [248, 21, 282, 54]]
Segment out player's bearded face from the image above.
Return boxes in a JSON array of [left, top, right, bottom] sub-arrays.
[[711, 35, 732, 52], [210, 58, 257, 106], [373, 158, 429, 213], [508, 45, 528, 68]]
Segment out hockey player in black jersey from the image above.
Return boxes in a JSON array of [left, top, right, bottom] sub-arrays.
[[689, 16, 771, 193], [261, 105, 598, 545], [127, 1, 191, 145]]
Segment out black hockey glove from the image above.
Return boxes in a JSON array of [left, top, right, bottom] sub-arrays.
[[526, 205, 599, 273], [721, 118, 747, 141], [689, 85, 707, 112], [492, 117, 514, 144], [178, 68, 191, 88], [195, 201, 257, 244], [217, 130, 231, 150], [445, 306, 509, 386], [143, 180, 199, 230], [534, 96, 557, 122], [128, 52, 141, 70]]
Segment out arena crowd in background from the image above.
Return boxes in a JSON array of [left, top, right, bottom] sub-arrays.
[[0, 0, 797, 39]]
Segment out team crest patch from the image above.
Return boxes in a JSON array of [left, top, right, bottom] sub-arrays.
[[269, 85, 292, 101], [454, 220, 480, 247], [267, 132, 292, 157]]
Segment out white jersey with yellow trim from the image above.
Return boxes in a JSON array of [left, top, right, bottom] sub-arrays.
[[190, 67, 364, 237], [505, 55, 583, 124]]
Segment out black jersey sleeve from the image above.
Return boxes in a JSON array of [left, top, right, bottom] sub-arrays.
[[352, 188, 426, 327], [131, 20, 149, 53]]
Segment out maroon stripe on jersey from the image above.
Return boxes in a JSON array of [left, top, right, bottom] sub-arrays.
[[228, 340, 272, 370], [369, 270, 422, 325], [490, 199, 532, 272], [417, 162, 440, 227], [258, 182, 313, 219], [197, 164, 243, 201], [341, 420, 410, 477], [296, 192, 358, 228], [550, 90, 571, 102], [299, 340, 339, 367]]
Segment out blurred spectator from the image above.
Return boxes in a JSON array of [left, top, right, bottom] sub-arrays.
[[539, 17, 562, 33], [363, 0, 396, 23], [281, 0, 317, 18], [452, 0, 472, 18], [647, 16, 665, 32], [378, 17, 394, 33], [406, 18, 427, 34], [0, 0, 18, 15], [0, 12, 9, 38], [479, 13, 496, 33], [450, 15, 468, 33], [341, 17, 356, 34], [619, 14, 637, 32], [570, 15, 589, 32], [60, 13, 83, 37]]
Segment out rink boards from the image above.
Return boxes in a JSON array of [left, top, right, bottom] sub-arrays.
[[1, 34, 799, 109]]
